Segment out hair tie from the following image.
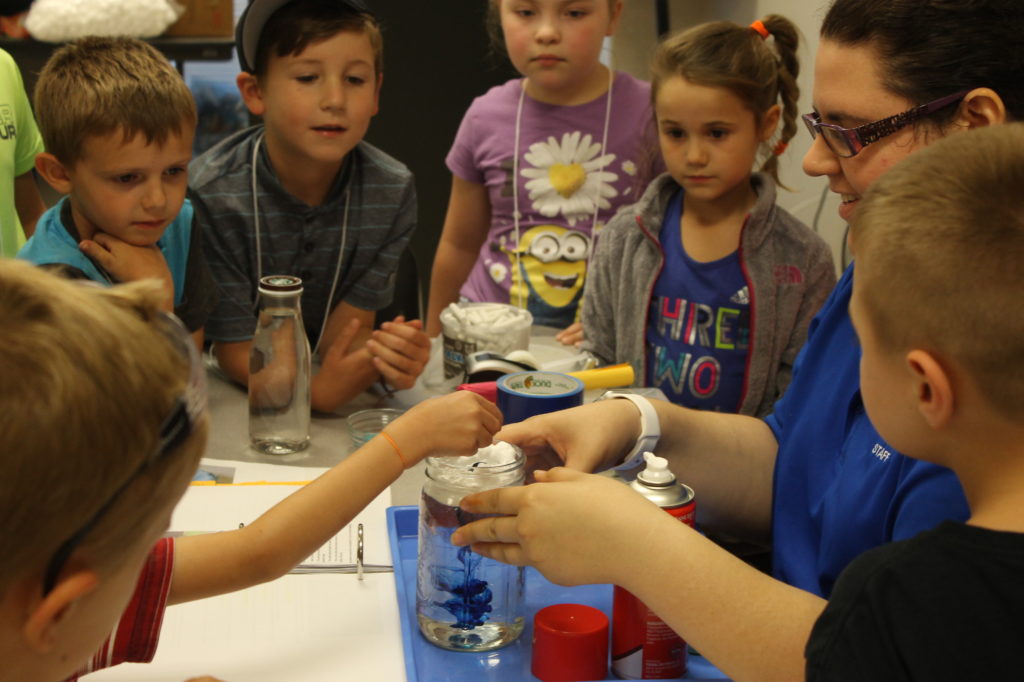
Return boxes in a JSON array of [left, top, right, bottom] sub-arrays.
[[772, 140, 788, 156], [750, 20, 770, 40]]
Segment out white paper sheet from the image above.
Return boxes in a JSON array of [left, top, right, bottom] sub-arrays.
[[170, 483, 393, 569]]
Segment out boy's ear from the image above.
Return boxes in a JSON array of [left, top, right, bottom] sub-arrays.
[[34, 153, 73, 195], [236, 72, 266, 117], [373, 72, 383, 116], [906, 349, 954, 430], [760, 104, 781, 142], [956, 87, 1006, 130], [22, 570, 100, 653]]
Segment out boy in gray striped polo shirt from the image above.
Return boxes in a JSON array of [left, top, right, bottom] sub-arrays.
[[190, 0, 430, 412]]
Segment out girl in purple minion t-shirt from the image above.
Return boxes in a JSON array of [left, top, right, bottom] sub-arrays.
[[426, 0, 658, 338]]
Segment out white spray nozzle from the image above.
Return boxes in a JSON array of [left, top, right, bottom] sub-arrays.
[[637, 451, 675, 485]]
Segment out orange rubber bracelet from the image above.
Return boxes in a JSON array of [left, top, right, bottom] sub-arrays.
[[750, 20, 770, 39], [380, 430, 409, 469], [773, 140, 789, 156]]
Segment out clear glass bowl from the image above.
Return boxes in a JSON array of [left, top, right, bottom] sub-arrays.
[[346, 407, 405, 449]]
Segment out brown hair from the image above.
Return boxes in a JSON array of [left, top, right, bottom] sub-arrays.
[[821, 0, 1024, 126], [33, 36, 196, 167], [650, 15, 800, 186], [854, 123, 1024, 419], [0, 261, 206, 588], [253, 0, 383, 78]]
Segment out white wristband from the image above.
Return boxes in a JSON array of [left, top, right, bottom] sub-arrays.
[[601, 391, 661, 470]]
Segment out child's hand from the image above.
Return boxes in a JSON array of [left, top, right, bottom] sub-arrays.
[[555, 321, 584, 347], [366, 315, 431, 389], [320, 317, 365, 368], [385, 391, 502, 464], [452, 467, 664, 586], [79, 232, 174, 309]]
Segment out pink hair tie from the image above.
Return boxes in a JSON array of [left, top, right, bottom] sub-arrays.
[[750, 20, 770, 39]]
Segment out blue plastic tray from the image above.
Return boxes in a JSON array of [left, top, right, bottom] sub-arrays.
[[387, 506, 729, 682]]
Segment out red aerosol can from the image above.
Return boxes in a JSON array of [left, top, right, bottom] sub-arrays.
[[612, 452, 696, 679]]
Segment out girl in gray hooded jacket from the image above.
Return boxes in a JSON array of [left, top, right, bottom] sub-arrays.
[[581, 16, 835, 417]]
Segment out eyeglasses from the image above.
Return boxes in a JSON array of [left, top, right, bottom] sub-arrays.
[[41, 311, 206, 595], [802, 90, 970, 158]]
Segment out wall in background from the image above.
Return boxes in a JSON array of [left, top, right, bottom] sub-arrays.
[[362, 2, 516, 315]]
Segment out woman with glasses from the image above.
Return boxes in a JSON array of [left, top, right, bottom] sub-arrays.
[[449, 1, 1024, 680]]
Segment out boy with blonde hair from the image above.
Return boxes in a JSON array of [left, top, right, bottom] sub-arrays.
[[190, 0, 431, 412], [17, 37, 215, 344], [0, 260, 500, 682], [805, 123, 1024, 679]]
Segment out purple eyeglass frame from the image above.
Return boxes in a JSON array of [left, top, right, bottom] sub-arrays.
[[802, 90, 970, 158]]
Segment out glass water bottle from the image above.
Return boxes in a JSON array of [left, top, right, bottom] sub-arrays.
[[249, 275, 311, 455], [416, 445, 525, 651]]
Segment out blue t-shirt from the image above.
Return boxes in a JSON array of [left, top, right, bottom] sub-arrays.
[[766, 263, 969, 597], [645, 190, 750, 411]]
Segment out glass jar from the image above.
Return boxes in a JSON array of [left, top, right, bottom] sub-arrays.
[[416, 445, 525, 651], [248, 275, 311, 455]]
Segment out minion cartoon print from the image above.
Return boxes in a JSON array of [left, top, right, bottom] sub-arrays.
[[494, 225, 591, 327], [487, 131, 621, 327]]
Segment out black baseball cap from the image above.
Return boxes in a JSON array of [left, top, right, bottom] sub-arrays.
[[235, 0, 375, 74]]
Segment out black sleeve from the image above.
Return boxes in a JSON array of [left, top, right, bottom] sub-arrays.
[[174, 213, 220, 333], [805, 545, 915, 682]]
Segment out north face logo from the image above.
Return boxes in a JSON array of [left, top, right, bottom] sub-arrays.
[[773, 264, 803, 285]]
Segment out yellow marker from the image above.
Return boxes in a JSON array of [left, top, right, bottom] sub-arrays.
[[568, 363, 635, 390]]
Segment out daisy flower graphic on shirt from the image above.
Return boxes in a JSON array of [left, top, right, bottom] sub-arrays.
[[520, 131, 618, 226]]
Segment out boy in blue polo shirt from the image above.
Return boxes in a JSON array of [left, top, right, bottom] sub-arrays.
[[18, 37, 215, 343], [190, 0, 430, 412]]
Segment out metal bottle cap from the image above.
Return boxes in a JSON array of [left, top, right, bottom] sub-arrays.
[[258, 275, 303, 295]]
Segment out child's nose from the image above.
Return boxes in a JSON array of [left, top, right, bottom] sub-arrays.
[[535, 16, 560, 43], [686, 140, 707, 165], [321, 80, 346, 110], [142, 181, 167, 210], [802, 134, 840, 178]]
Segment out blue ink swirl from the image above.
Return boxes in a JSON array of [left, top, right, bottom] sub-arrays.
[[434, 545, 493, 629]]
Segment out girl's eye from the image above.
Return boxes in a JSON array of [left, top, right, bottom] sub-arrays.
[[567, 10, 588, 19], [709, 129, 729, 139], [347, 76, 366, 86], [166, 167, 186, 178], [295, 74, 317, 83], [115, 174, 138, 184], [515, 9, 534, 18], [663, 128, 685, 140]]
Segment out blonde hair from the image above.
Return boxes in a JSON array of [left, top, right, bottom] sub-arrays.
[[651, 15, 800, 186], [854, 123, 1024, 419], [0, 261, 206, 588], [33, 36, 197, 167]]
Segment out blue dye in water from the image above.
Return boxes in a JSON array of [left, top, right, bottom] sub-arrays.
[[433, 545, 493, 630]]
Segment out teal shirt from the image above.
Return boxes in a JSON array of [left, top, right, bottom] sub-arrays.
[[18, 197, 194, 307]]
